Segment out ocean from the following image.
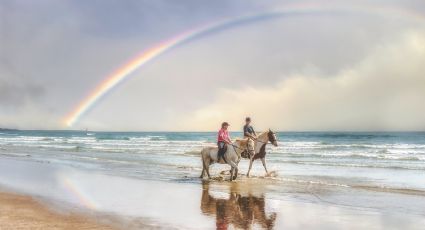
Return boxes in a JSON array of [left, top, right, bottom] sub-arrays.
[[0, 130, 424, 228], [1, 130, 424, 185]]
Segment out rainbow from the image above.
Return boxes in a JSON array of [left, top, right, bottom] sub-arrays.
[[63, 9, 309, 127], [62, 177, 98, 210], [63, 4, 425, 127]]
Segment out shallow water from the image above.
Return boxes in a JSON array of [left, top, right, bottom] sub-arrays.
[[1, 130, 425, 227], [1, 131, 424, 187], [0, 158, 424, 230]]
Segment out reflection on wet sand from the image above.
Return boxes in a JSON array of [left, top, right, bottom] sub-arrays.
[[201, 181, 276, 230]]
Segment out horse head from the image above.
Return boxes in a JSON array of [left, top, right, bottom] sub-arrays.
[[267, 129, 278, 147]]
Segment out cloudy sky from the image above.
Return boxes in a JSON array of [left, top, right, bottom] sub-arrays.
[[1, 0, 425, 131]]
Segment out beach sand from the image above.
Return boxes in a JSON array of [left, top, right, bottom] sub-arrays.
[[0, 191, 116, 230]]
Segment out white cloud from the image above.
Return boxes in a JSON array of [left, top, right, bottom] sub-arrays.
[[178, 31, 425, 131], [2, 1, 424, 130]]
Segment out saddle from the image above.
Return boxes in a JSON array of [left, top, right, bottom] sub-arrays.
[[241, 139, 268, 159], [237, 138, 255, 159]]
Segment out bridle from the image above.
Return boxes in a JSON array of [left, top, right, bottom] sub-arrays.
[[249, 130, 277, 145], [267, 131, 277, 144], [227, 131, 277, 159]]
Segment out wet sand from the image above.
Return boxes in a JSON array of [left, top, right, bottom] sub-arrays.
[[0, 191, 115, 230], [1, 158, 425, 229]]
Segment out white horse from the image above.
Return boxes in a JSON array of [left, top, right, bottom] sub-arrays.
[[200, 139, 254, 181], [244, 129, 278, 177]]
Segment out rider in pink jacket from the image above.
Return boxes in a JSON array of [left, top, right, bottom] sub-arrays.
[[217, 122, 231, 162]]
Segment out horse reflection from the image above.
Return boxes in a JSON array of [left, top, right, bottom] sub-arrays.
[[201, 182, 277, 230]]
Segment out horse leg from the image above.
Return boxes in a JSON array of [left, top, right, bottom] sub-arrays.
[[233, 166, 238, 180], [261, 157, 269, 175], [204, 157, 212, 179], [233, 161, 240, 180], [200, 155, 206, 178], [229, 167, 234, 181], [200, 168, 205, 178], [247, 158, 254, 177], [200, 152, 209, 178], [206, 165, 211, 179], [228, 161, 238, 181]]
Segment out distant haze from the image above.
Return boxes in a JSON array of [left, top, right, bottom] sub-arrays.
[[1, 0, 425, 131]]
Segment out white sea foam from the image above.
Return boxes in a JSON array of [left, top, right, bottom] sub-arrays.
[[1, 132, 425, 191]]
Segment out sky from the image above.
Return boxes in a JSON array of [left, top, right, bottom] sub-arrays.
[[1, 0, 425, 131]]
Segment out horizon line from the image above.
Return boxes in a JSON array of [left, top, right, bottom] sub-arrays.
[[1, 128, 424, 133]]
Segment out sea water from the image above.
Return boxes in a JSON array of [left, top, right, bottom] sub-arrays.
[[1, 131, 424, 187], [0, 131, 424, 213], [0, 131, 425, 229]]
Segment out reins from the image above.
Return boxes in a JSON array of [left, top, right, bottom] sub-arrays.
[[229, 142, 253, 159], [249, 131, 277, 145], [247, 132, 276, 155], [253, 139, 268, 144], [230, 144, 244, 150], [227, 132, 276, 157]]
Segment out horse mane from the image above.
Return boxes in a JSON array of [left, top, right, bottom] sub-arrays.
[[257, 131, 269, 138]]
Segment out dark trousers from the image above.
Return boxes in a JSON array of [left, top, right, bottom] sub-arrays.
[[217, 141, 227, 162]]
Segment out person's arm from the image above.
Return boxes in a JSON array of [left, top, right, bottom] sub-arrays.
[[244, 126, 251, 137], [225, 132, 232, 144], [219, 131, 225, 142], [244, 126, 256, 139], [252, 127, 257, 137], [219, 131, 231, 144]]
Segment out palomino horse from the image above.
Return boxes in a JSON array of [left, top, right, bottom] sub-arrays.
[[200, 139, 254, 181], [244, 129, 278, 177]]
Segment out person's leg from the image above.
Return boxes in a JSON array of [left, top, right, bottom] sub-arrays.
[[221, 144, 227, 163], [217, 142, 224, 162], [217, 142, 227, 163]]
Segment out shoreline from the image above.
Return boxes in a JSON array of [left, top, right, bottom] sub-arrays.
[[1, 157, 425, 229], [0, 191, 116, 230], [3, 179, 425, 230], [0, 188, 168, 230]]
